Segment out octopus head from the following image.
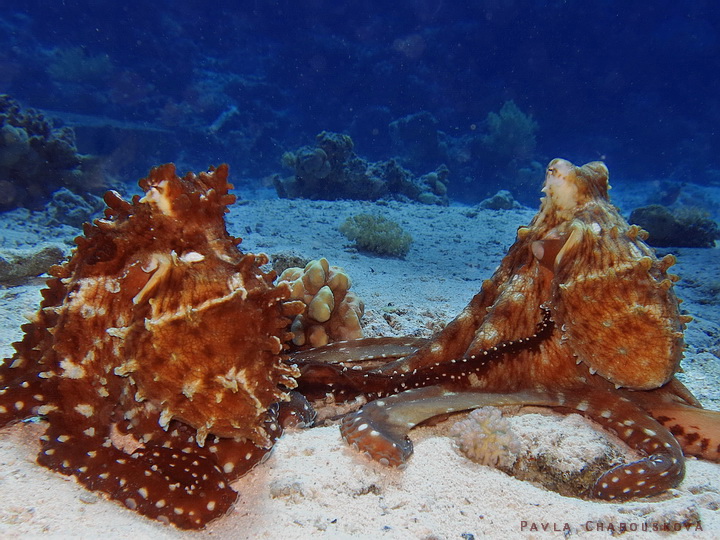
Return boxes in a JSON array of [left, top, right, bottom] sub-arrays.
[[542, 158, 610, 212]]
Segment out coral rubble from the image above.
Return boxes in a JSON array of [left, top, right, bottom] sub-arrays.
[[629, 204, 719, 248], [0, 244, 65, 285]]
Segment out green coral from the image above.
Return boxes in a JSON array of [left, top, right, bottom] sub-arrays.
[[339, 213, 413, 258]]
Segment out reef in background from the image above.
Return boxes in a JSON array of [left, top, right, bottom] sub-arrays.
[[387, 103, 545, 205], [629, 204, 719, 248], [0, 95, 102, 211], [273, 131, 449, 205]]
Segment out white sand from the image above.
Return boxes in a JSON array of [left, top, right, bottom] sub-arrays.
[[1, 192, 719, 538]]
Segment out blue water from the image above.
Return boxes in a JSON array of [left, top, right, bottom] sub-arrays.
[[1, 1, 719, 206]]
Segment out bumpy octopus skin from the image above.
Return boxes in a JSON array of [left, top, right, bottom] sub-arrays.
[[0, 164, 313, 529], [296, 159, 720, 501]]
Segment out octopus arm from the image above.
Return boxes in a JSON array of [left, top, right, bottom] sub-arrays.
[[292, 336, 428, 365], [0, 356, 55, 426], [644, 401, 720, 462], [573, 390, 685, 501], [341, 386, 561, 467], [374, 284, 501, 375], [294, 337, 428, 400], [341, 386, 685, 501], [276, 391, 317, 428], [37, 419, 237, 529]]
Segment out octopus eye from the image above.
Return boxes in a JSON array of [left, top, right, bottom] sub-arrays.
[[547, 167, 556, 175]]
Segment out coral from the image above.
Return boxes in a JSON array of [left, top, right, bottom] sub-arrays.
[[274, 131, 449, 205], [44, 187, 105, 228], [481, 100, 538, 162], [388, 111, 446, 172], [0, 95, 99, 211], [443, 102, 543, 204], [339, 213, 413, 258], [450, 407, 520, 469], [629, 204, 719, 248], [478, 189, 523, 210], [277, 258, 364, 348]]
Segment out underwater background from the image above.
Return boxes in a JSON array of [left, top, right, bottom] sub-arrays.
[[2, 2, 720, 538], [1, 0, 719, 219]]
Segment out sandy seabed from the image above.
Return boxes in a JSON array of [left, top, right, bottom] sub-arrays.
[[1, 188, 719, 539]]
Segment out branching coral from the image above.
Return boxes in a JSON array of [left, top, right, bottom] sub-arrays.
[[481, 100, 538, 162], [443, 100, 542, 204], [339, 213, 413, 258], [277, 258, 364, 348]]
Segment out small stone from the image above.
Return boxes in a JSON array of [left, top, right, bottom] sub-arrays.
[[79, 492, 99, 504]]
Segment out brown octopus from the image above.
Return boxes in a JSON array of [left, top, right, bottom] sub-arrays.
[[0, 164, 313, 529], [294, 158, 720, 501]]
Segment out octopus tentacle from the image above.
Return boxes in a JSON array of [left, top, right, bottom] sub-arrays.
[[563, 391, 685, 501], [276, 391, 317, 429], [37, 419, 237, 529], [372, 282, 503, 377], [646, 403, 720, 462], [619, 380, 720, 461], [0, 378, 51, 426], [291, 336, 428, 365], [341, 386, 685, 500], [341, 386, 549, 466], [296, 307, 553, 401], [0, 334, 56, 426]]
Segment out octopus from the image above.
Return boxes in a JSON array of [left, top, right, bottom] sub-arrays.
[[295, 158, 720, 501], [0, 163, 313, 529]]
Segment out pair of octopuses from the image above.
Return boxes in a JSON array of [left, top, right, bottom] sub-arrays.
[[0, 158, 717, 529]]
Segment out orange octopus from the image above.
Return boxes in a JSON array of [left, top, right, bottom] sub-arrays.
[[0, 164, 313, 529], [295, 158, 720, 501]]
